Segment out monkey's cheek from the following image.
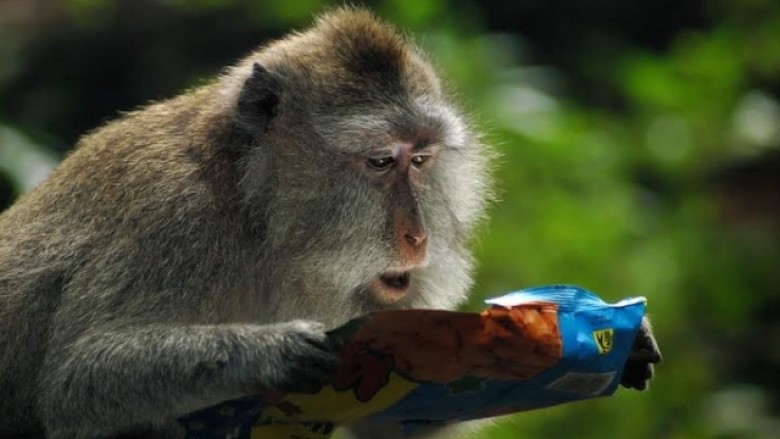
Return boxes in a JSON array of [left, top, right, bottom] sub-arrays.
[[369, 277, 411, 305]]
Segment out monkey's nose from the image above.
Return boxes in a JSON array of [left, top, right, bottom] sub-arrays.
[[404, 231, 427, 248]]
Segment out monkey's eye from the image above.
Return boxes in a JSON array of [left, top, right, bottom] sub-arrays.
[[367, 156, 395, 170], [411, 154, 430, 167]]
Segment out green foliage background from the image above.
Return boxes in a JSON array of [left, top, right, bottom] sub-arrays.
[[1, 1, 779, 437]]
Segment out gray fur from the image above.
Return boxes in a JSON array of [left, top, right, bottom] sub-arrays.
[[0, 7, 493, 439]]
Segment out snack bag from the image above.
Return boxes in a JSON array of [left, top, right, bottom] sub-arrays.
[[178, 285, 647, 438]]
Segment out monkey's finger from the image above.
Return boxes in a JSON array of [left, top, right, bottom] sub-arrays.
[[629, 347, 662, 363], [294, 379, 326, 394], [286, 363, 340, 393], [302, 332, 338, 352], [634, 318, 663, 360], [620, 360, 654, 390], [305, 349, 343, 372], [293, 340, 342, 371], [277, 375, 327, 394]]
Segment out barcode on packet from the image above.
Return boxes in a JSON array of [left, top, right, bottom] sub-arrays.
[[545, 371, 617, 396]]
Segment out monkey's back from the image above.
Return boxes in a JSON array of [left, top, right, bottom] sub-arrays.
[[0, 85, 259, 433]]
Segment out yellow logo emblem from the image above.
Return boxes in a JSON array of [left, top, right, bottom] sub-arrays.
[[593, 329, 614, 355]]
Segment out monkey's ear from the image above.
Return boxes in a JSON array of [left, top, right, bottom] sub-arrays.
[[236, 62, 280, 133]]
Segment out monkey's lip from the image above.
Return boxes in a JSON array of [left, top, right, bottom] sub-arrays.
[[371, 271, 412, 303]]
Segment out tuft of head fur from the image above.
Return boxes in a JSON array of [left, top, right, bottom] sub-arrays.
[[220, 7, 442, 115]]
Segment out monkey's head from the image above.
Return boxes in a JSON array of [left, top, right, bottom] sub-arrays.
[[223, 8, 493, 326]]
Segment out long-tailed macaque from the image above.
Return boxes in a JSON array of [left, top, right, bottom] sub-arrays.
[[0, 7, 660, 439]]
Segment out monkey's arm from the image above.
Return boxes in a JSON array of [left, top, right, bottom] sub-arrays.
[[38, 321, 337, 439]]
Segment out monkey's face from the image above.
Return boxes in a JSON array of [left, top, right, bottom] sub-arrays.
[[256, 96, 491, 326], [355, 139, 437, 304], [234, 17, 493, 325]]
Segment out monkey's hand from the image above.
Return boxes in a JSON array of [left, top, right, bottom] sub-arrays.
[[620, 317, 661, 391], [258, 320, 341, 394]]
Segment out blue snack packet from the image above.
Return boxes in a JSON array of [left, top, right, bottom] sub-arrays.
[[178, 285, 647, 438]]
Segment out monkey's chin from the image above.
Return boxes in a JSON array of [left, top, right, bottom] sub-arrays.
[[370, 271, 412, 305]]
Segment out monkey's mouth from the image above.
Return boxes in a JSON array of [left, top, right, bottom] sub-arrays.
[[372, 271, 412, 304], [379, 271, 410, 290]]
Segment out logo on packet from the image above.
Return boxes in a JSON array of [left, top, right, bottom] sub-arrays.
[[593, 328, 614, 354]]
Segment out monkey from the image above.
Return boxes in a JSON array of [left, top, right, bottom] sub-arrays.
[[0, 7, 661, 439]]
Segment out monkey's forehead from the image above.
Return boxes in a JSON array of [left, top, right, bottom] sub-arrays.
[[311, 99, 471, 154]]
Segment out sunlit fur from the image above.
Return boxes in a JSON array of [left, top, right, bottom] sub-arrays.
[[0, 7, 493, 439]]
